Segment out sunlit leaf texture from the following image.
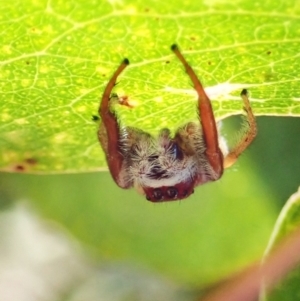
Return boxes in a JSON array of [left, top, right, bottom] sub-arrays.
[[1, 0, 300, 172]]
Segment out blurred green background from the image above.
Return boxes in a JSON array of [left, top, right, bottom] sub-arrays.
[[1, 116, 299, 287]]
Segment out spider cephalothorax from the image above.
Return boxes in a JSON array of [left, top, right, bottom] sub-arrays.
[[98, 44, 257, 202]]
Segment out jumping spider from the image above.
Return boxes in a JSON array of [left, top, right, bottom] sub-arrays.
[[98, 44, 257, 202]]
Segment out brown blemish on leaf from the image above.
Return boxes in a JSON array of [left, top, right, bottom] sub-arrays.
[[11, 157, 38, 172], [25, 158, 37, 165], [119, 95, 134, 108], [15, 165, 25, 172]]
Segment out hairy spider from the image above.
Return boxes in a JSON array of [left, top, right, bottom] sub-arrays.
[[98, 44, 257, 202]]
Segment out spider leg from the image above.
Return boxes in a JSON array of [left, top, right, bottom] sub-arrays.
[[223, 89, 257, 168], [171, 44, 223, 179], [98, 58, 132, 188]]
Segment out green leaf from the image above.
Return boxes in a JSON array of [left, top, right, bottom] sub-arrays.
[[1, 0, 300, 172], [261, 187, 300, 301]]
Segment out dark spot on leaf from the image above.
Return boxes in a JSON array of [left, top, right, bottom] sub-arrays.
[[263, 71, 276, 81], [266, 51, 271, 55], [190, 37, 196, 41], [144, 8, 149, 12], [208, 61, 211, 65], [165, 60, 170, 64], [25, 158, 37, 165], [92, 115, 99, 121], [26, 61, 30, 65], [15, 165, 25, 172]]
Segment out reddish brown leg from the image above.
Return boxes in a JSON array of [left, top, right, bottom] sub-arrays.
[[98, 59, 131, 188], [223, 89, 257, 168], [171, 44, 223, 178]]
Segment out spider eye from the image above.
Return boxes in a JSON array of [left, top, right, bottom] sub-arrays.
[[166, 187, 178, 199], [153, 188, 163, 200], [171, 143, 183, 160], [182, 190, 189, 197]]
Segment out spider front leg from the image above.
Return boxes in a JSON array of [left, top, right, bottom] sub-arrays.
[[98, 58, 132, 188], [171, 44, 224, 179], [223, 89, 257, 168]]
